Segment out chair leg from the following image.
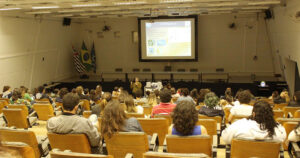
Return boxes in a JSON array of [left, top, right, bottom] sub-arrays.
[[226, 144, 231, 158]]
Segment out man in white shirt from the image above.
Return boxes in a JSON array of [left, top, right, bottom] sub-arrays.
[[228, 90, 253, 122]]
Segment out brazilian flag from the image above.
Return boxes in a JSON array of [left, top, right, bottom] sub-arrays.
[[80, 41, 92, 71]]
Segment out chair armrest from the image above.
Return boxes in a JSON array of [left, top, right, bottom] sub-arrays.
[[38, 137, 49, 157], [279, 145, 284, 158], [149, 133, 158, 151], [125, 153, 133, 158], [29, 111, 37, 117], [225, 144, 231, 158], [212, 145, 217, 158]]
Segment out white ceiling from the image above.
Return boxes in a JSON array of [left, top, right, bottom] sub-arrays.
[[0, 0, 282, 18]]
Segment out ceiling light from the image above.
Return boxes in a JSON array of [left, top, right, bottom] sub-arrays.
[[72, 3, 101, 7], [0, 7, 20, 11], [32, 6, 59, 9]]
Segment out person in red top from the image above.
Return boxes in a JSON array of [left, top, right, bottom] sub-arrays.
[[151, 88, 176, 117]]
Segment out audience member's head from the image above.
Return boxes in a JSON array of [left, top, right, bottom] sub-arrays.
[[84, 88, 89, 95], [159, 88, 172, 103], [145, 90, 150, 96], [294, 91, 300, 103], [135, 77, 139, 82], [199, 89, 210, 102], [62, 93, 80, 112], [125, 95, 136, 113], [170, 88, 176, 95], [37, 86, 45, 93], [59, 88, 69, 99], [2, 86, 11, 93], [89, 89, 98, 102], [190, 88, 199, 99], [238, 90, 252, 104], [75, 86, 84, 95], [154, 89, 160, 98], [171, 101, 198, 136], [249, 101, 278, 137], [235, 88, 243, 99], [96, 85, 102, 95], [101, 100, 127, 138], [181, 88, 189, 97], [135, 89, 143, 98], [118, 91, 128, 103], [20, 86, 28, 93], [225, 88, 232, 97], [11, 88, 22, 101], [272, 91, 279, 98], [71, 88, 76, 93], [102, 92, 112, 102], [280, 90, 289, 102], [53, 88, 59, 95], [204, 92, 220, 108], [113, 87, 119, 92]]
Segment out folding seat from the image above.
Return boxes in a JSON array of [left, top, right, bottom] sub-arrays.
[[196, 119, 218, 147], [104, 132, 158, 158], [154, 114, 172, 126], [0, 127, 49, 157], [137, 118, 168, 146], [282, 122, 298, 150], [142, 106, 153, 116], [273, 110, 284, 120], [166, 135, 216, 158], [35, 98, 50, 103], [127, 113, 145, 118], [48, 133, 92, 154], [1, 142, 35, 158], [3, 105, 37, 129], [33, 103, 61, 121], [143, 151, 209, 158], [80, 99, 91, 111], [283, 106, 300, 118], [273, 103, 288, 110], [294, 110, 300, 118], [226, 138, 283, 158]]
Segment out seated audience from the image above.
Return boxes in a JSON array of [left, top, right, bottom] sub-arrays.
[[47, 93, 100, 153], [151, 89, 176, 117], [20, 86, 32, 102], [125, 95, 143, 114], [190, 88, 199, 104], [169, 101, 207, 136], [95, 85, 103, 100], [35, 86, 53, 104], [147, 92, 157, 107], [101, 100, 143, 138], [199, 92, 224, 117], [234, 89, 243, 100], [271, 91, 285, 104], [52, 88, 60, 98], [2, 85, 12, 99], [228, 90, 253, 122], [76, 86, 89, 100], [84, 88, 90, 97], [222, 101, 286, 144], [176, 88, 195, 104], [55, 88, 68, 103], [198, 89, 210, 103], [280, 90, 290, 103], [134, 89, 147, 105], [112, 86, 119, 97], [171, 88, 180, 98], [288, 91, 300, 107], [154, 89, 161, 104], [10, 88, 32, 113], [89, 89, 99, 106], [92, 92, 112, 116], [288, 123, 300, 142]]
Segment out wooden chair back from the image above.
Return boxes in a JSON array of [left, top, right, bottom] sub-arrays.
[[154, 114, 172, 126], [166, 135, 212, 156], [55, 102, 63, 108], [231, 138, 281, 158], [50, 149, 113, 158], [273, 103, 288, 110], [143, 106, 153, 116], [283, 122, 298, 150], [126, 113, 145, 118], [80, 99, 90, 111], [196, 119, 217, 136], [0, 128, 41, 158], [273, 110, 284, 120], [47, 133, 92, 154], [277, 118, 300, 125], [294, 110, 300, 118], [1, 143, 36, 158], [137, 118, 168, 146], [35, 98, 50, 103], [137, 102, 145, 106], [33, 104, 54, 121], [198, 115, 221, 124], [0, 98, 10, 104], [105, 132, 149, 158], [283, 107, 300, 118], [7, 104, 28, 116], [143, 152, 209, 158], [83, 111, 92, 118], [3, 108, 29, 128], [0, 100, 6, 113]]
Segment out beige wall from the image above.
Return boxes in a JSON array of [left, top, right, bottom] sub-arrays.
[[267, 0, 300, 94], [0, 16, 80, 90], [79, 14, 275, 78]]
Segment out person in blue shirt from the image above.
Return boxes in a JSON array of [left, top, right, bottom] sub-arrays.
[[169, 100, 207, 136]]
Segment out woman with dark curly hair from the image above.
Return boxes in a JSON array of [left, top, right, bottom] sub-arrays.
[[169, 101, 207, 136], [222, 101, 286, 144], [101, 100, 143, 138]]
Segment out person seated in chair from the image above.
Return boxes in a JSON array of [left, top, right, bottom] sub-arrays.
[[151, 88, 176, 117], [176, 88, 195, 104], [228, 90, 253, 123], [169, 101, 207, 136], [222, 101, 286, 144], [288, 91, 300, 107], [55, 88, 68, 103], [75, 86, 89, 100], [199, 92, 224, 117], [47, 93, 100, 153], [34, 86, 53, 104], [2, 85, 12, 99]]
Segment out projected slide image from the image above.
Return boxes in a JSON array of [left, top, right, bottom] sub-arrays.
[[145, 21, 192, 57]]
